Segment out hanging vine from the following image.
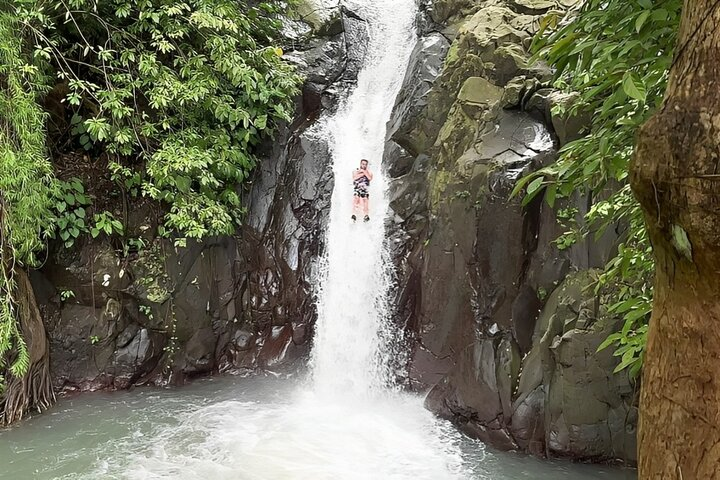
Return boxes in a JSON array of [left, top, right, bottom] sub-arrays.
[[0, 6, 56, 422]]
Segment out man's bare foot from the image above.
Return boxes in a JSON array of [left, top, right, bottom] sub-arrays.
[[351, 215, 357, 222], [364, 215, 370, 222]]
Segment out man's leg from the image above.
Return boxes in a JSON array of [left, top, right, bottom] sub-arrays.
[[362, 196, 369, 221], [352, 195, 360, 220]]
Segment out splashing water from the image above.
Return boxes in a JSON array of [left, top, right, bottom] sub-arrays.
[[310, 0, 416, 396], [0, 2, 637, 479]]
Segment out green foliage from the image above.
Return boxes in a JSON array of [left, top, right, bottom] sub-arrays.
[[52, 178, 91, 248], [59, 289, 75, 301], [0, 0, 299, 399], [18, 0, 301, 238], [122, 237, 147, 258], [0, 8, 55, 380], [91, 211, 124, 238], [518, 0, 682, 375]]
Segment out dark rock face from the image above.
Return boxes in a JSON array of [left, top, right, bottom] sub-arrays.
[[385, 0, 636, 464], [37, 5, 368, 392]]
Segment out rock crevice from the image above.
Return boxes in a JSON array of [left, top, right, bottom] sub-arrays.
[[37, 3, 368, 392], [384, 0, 637, 463]]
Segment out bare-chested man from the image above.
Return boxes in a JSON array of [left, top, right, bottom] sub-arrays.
[[351, 159, 373, 222]]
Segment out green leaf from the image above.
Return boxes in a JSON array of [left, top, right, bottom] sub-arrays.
[[71, 179, 84, 193], [527, 176, 545, 196], [598, 333, 621, 352], [622, 72, 647, 102], [635, 10, 651, 33], [545, 183, 557, 208], [615, 297, 641, 313]]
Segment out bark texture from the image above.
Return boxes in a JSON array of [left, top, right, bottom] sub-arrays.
[[0, 199, 55, 424], [631, 2, 720, 478], [1, 269, 55, 424]]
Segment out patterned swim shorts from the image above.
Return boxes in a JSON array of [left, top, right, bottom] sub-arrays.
[[354, 182, 369, 198]]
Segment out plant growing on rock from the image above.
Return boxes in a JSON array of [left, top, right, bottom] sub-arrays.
[[52, 178, 91, 248], [0, 0, 301, 424], [18, 0, 302, 239], [515, 0, 682, 376]]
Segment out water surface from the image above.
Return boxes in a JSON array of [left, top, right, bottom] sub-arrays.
[[0, 375, 636, 480], [0, 2, 639, 479]]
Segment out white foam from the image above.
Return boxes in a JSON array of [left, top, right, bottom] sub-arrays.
[[310, 0, 417, 396]]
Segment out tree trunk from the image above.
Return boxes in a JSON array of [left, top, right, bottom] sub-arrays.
[[0, 198, 55, 424], [1, 268, 56, 425], [631, 2, 720, 478]]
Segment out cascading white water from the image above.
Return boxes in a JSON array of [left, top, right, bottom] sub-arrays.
[[310, 0, 417, 395], [0, 3, 638, 479]]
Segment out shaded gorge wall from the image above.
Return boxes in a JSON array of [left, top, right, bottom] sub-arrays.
[[33, 4, 368, 391], [383, 0, 637, 464], [30, 0, 638, 467]]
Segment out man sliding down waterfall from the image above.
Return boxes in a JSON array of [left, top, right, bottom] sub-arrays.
[[351, 159, 373, 222]]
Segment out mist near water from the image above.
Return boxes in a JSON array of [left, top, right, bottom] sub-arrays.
[[0, 2, 636, 479], [0, 375, 634, 480]]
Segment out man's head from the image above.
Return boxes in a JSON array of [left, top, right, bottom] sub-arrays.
[[360, 159, 369, 169]]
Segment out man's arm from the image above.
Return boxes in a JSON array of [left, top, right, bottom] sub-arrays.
[[352, 169, 365, 181], [365, 169, 374, 181]]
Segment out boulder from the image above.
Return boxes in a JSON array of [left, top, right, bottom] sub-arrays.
[[384, 0, 636, 465], [514, 271, 637, 461], [388, 32, 451, 158]]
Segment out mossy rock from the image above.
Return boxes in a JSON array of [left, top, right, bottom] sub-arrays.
[[296, 0, 342, 36], [458, 77, 503, 106]]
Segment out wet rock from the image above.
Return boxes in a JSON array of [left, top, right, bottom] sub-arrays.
[[286, 6, 370, 119], [387, 0, 634, 465], [426, 337, 520, 451], [43, 243, 130, 307], [545, 316, 637, 460], [516, 272, 637, 462], [116, 323, 139, 349], [388, 33, 450, 157], [257, 325, 296, 368], [233, 329, 254, 351], [114, 328, 152, 367], [180, 327, 218, 375], [511, 386, 546, 454], [500, 76, 527, 108], [48, 304, 107, 389], [422, 272, 636, 463], [296, 1, 343, 37], [291, 36, 347, 116], [385, 141, 416, 179], [496, 336, 521, 420], [429, 0, 478, 25], [462, 420, 519, 451], [511, 284, 542, 354], [341, 8, 370, 84], [426, 339, 503, 421], [458, 77, 503, 106], [508, 0, 558, 15], [40, 7, 364, 391], [525, 89, 592, 147]]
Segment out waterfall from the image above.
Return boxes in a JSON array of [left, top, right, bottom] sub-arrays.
[[20, 3, 482, 479], [310, 0, 417, 395]]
